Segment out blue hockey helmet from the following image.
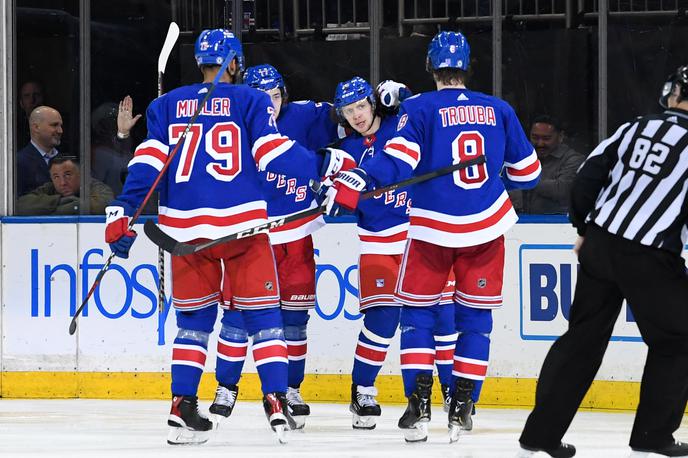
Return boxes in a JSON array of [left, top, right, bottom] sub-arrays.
[[426, 31, 470, 71], [659, 64, 688, 108], [194, 29, 243, 70], [333, 76, 375, 119], [244, 64, 285, 91]]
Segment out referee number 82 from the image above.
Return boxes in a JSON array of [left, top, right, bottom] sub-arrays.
[[628, 137, 670, 176]]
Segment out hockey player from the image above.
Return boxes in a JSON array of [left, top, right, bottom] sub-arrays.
[[328, 76, 457, 430], [323, 32, 541, 442], [218, 63, 343, 429], [212, 66, 414, 429], [104, 29, 347, 445]]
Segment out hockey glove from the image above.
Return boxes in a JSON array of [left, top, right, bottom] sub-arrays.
[[376, 80, 413, 108], [319, 147, 356, 178], [325, 168, 371, 216], [105, 201, 138, 259]]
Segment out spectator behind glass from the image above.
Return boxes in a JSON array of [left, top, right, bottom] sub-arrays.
[[91, 95, 141, 196], [17, 80, 44, 146], [17, 106, 63, 197], [16, 156, 113, 215], [512, 115, 585, 214]]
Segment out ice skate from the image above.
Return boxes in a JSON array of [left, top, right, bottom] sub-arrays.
[[516, 442, 576, 457], [263, 392, 294, 444], [209, 383, 238, 426], [285, 386, 309, 430], [441, 383, 451, 413], [350, 384, 382, 430], [167, 395, 213, 445], [448, 378, 475, 443], [398, 373, 433, 442]]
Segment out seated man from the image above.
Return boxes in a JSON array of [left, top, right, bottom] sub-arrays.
[[17, 105, 63, 196], [514, 115, 585, 214], [16, 156, 113, 215]]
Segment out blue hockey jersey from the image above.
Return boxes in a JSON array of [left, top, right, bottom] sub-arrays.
[[339, 115, 411, 255], [362, 88, 540, 248], [119, 82, 323, 242], [261, 100, 340, 244]]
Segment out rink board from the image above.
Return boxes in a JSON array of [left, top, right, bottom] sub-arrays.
[[0, 218, 655, 410]]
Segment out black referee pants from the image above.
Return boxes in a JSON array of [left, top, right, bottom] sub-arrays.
[[520, 225, 688, 450]]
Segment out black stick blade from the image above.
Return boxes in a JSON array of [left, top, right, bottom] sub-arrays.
[[68, 319, 77, 335], [144, 220, 179, 254]]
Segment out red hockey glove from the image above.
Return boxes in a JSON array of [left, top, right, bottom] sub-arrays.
[[325, 168, 370, 216], [319, 147, 356, 178], [105, 201, 137, 259]]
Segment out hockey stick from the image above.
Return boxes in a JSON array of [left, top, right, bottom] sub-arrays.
[[156, 22, 180, 315], [68, 43, 234, 336], [144, 155, 486, 257]]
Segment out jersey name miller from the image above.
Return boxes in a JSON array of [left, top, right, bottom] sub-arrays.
[[438, 105, 496, 128], [175, 97, 231, 118]]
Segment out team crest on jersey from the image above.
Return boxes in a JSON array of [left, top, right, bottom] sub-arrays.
[[376, 279, 385, 288], [397, 114, 408, 131], [477, 278, 487, 288], [265, 281, 274, 291]]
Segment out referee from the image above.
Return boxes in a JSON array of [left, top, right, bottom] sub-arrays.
[[519, 64, 688, 458]]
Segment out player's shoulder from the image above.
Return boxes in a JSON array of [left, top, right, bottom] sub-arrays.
[[465, 89, 512, 111]]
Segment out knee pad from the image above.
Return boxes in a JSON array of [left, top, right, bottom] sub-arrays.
[[400, 306, 435, 330], [455, 305, 493, 335], [432, 303, 456, 335], [243, 308, 282, 335], [220, 308, 245, 330], [176, 328, 210, 346], [253, 326, 285, 342], [363, 306, 400, 339], [219, 324, 248, 342], [175, 305, 217, 334], [282, 309, 310, 327], [284, 324, 307, 341]]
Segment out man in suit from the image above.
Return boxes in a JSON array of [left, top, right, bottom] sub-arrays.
[[17, 105, 63, 196]]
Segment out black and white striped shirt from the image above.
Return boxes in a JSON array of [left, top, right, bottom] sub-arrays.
[[570, 108, 688, 254]]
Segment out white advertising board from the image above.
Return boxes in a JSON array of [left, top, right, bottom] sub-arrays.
[[1, 220, 648, 382]]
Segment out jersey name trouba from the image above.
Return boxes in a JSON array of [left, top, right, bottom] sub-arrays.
[[438, 105, 496, 127], [175, 97, 231, 117]]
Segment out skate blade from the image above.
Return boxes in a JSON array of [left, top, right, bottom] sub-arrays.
[[402, 421, 428, 443], [290, 414, 306, 430], [167, 426, 210, 445], [211, 413, 229, 430], [448, 424, 461, 443], [352, 414, 377, 430], [273, 424, 288, 444], [515, 448, 537, 458]]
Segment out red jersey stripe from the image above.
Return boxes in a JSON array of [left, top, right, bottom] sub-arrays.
[[254, 137, 290, 165], [359, 231, 408, 243], [159, 208, 267, 229], [217, 342, 248, 358], [410, 199, 512, 234], [270, 211, 321, 232], [172, 348, 207, 365], [507, 160, 540, 176], [287, 344, 307, 358], [454, 360, 488, 377], [400, 352, 435, 366], [356, 345, 387, 362], [253, 344, 288, 362], [134, 146, 167, 163]]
